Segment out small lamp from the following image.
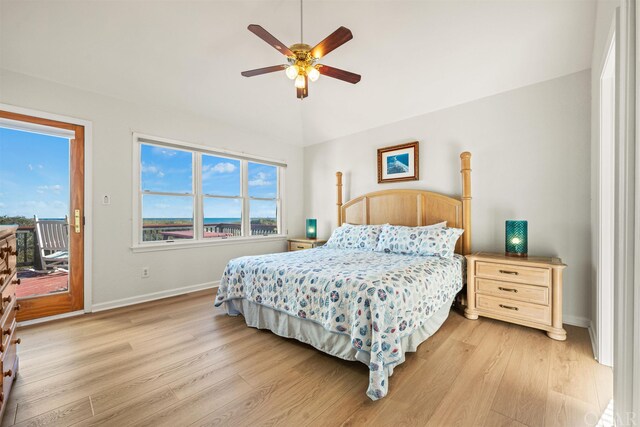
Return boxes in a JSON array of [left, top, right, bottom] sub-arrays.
[[306, 218, 317, 239], [505, 220, 528, 257]]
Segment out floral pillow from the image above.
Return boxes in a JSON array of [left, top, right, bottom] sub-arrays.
[[375, 224, 464, 258], [325, 223, 385, 251]]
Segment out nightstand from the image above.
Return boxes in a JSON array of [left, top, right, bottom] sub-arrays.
[[464, 252, 567, 341], [287, 238, 327, 252]]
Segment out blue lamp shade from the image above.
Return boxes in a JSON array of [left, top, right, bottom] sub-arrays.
[[306, 218, 317, 239], [505, 220, 528, 256]]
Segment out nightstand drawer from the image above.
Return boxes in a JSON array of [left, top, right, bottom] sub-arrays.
[[475, 278, 549, 305], [475, 261, 550, 286], [289, 242, 313, 251], [476, 294, 551, 325]]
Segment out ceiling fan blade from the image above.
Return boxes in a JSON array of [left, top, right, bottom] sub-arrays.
[[318, 65, 361, 84], [241, 65, 286, 77], [310, 26, 353, 59], [247, 24, 294, 57], [297, 75, 309, 99]]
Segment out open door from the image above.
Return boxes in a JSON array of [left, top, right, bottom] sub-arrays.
[[0, 111, 84, 321]]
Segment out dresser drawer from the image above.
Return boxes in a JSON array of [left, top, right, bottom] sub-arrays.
[[475, 277, 549, 305], [475, 261, 550, 286], [0, 298, 16, 355], [289, 242, 313, 251], [0, 273, 17, 317], [1, 332, 17, 406], [476, 294, 551, 326]]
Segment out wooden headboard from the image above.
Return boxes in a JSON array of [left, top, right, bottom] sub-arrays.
[[336, 152, 472, 255]]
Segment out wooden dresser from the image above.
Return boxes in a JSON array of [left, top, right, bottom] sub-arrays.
[[0, 226, 20, 418], [287, 238, 327, 252], [464, 252, 566, 341]]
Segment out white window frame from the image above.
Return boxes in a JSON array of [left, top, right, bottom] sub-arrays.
[[131, 133, 287, 252]]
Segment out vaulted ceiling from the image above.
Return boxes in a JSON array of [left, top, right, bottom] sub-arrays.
[[1, 0, 596, 146]]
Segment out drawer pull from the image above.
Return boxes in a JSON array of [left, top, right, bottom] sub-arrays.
[[499, 270, 519, 275], [0, 269, 10, 275], [2, 296, 11, 303], [3, 328, 11, 336], [14, 304, 21, 311], [297, 246, 304, 249], [0, 392, 3, 402], [498, 287, 518, 293], [499, 304, 519, 311], [12, 278, 20, 285], [13, 338, 21, 345], [4, 369, 12, 377]]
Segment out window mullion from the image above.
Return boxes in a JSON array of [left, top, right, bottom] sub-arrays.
[[194, 152, 203, 241], [242, 160, 249, 237]]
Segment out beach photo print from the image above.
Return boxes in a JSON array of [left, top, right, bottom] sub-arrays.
[[377, 141, 419, 183]]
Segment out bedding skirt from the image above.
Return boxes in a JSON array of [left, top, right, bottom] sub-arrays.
[[219, 295, 454, 387]]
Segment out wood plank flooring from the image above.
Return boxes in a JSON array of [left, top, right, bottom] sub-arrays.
[[4, 289, 611, 426]]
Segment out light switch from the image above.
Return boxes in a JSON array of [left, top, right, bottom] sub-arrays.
[[102, 195, 111, 205]]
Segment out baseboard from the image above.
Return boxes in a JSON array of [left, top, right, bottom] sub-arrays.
[[588, 320, 599, 361], [18, 310, 85, 327], [91, 280, 219, 313], [563, 314, 591, 328]]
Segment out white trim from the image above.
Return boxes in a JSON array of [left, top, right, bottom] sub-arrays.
[[17, 310, 85, 327], [563, 314, 592, 328], [0, 117, 75, 139], [135, 132, 287, 167], [91, 281, 218, 312], [598, 31, 617, 368], [131, 235, 287, 253], [589, 320, 599, 362], [0, 103, 94, 314]]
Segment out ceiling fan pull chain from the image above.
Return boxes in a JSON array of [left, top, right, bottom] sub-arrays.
[[300, 0, 303, 44]]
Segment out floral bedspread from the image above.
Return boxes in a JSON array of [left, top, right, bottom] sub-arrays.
[[214, 247, 464, 400]]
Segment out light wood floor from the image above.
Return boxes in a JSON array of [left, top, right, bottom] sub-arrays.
[[4, 289, 611, 427]]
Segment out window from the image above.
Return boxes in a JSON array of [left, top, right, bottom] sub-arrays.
[[134, 134, 285, 248]]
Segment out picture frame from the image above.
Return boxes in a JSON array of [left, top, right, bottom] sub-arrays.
[[377, 141, 419, 183]]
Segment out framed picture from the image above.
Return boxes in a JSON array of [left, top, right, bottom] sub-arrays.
[[377, 141, 419, 183]]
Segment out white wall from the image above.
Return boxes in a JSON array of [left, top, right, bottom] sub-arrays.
[[590, 0, 619, 360], [0, 69, 304, 308], [304, 70, 592, 325]]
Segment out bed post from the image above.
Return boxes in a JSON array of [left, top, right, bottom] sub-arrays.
[[336, 172, 343, 226], [460, 152, 472, 255]]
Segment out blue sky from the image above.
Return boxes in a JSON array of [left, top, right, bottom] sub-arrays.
[[141, 144, 277, 219], [0, 127, 70, 218]]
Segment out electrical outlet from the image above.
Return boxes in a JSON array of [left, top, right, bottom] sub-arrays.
[[141, 267, 150, 278]]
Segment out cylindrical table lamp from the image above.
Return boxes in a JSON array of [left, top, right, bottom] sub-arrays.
[[505, 220, 528, 257], [306, 218, 317, 239]]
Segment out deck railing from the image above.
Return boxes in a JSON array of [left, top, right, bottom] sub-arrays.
[[16, 226, 39, 268], [142, 222, 277, 241]]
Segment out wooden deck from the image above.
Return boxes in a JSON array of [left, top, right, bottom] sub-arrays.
[[16, 271, 68, 299], [4, 289, 612, 426]]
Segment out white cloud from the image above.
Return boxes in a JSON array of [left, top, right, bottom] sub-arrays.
[[27, 164, 33, 171], [0, 203, 5, 209], [249, 172, 273, 187], [141, 163, 165, 178], [211, 162, 237, 174], [36, 184, 63, 194]]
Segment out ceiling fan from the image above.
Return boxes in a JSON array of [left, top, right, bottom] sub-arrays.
[[241, 1, 361, 99]]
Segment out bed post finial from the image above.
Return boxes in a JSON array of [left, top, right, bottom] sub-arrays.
[[460, 152, 472, 255], [336, 172, 343, 226]]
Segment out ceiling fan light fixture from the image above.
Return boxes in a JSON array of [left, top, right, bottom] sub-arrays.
[[285, 65, 299, 80], [294, 74, 306, 89], [307, 66, 320, 82]]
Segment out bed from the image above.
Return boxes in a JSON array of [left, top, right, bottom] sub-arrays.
[[215, 152, 472, 400]]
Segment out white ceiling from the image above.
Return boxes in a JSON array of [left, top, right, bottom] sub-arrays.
[[1, 0, 596, 146]]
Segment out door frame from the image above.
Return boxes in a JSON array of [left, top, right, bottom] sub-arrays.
[[598, 32, 616, 368], [0, 103, 93, 317]]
